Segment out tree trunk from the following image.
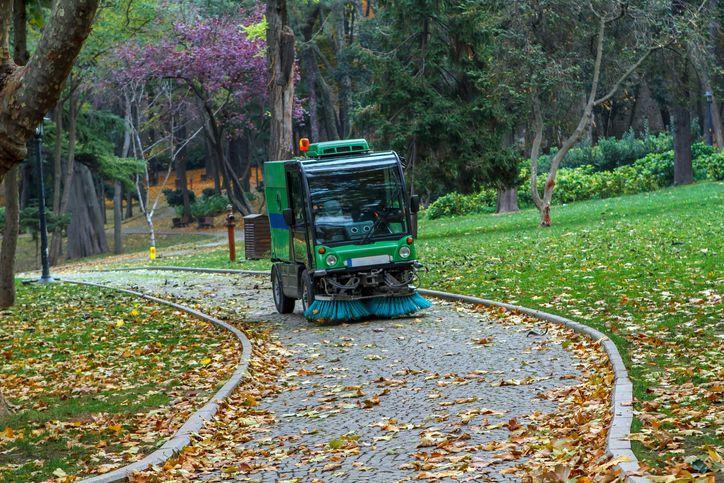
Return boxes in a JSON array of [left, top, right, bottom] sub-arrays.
[[19, 163, 29, 209], [0, 0, 27, 309], [98, 177, 105, 224], [711, 94, 724, 149], [267, 0, 296, 160], [51, 102, 63, 212], [11, 0, 28, 64], [66, 163, 108, 259], [672, 105, 693, 185], [125, 191, 133, 218], [113, 180, 122, 254], [0, 0, 99, 181], [496, 187, 519, 214], [203, 133, 221, 194], [176, 155, 191, 223], [336, 4, 353, 138], [48, 87, 78, 264], [300, 3, 321, 142], [0, 165, 19, 308]]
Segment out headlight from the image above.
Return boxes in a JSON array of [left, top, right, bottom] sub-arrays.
[[399, 246, 411, 259], [325, 254, 338, 266]]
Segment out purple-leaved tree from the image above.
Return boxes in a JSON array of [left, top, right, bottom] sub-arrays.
[[110, 8, 296, 215]]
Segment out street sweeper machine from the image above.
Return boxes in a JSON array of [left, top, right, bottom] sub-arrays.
[[264, 138, 432, 322]]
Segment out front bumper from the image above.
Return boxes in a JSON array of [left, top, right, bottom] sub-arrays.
[[311, 261, 422, 300]]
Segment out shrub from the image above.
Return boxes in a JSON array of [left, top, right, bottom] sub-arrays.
[[202, 187, 217, 198], [426, 189, 497, 219], [190, 194, 229, 218], [693, 150, 724, 181], [537, 131, 672, 172], [427, 142, 723, 219], [163, 189, 195, 207], [16, 206, 71, 237]]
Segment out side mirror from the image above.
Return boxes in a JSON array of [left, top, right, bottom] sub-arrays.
[[410, 195, 420, 213], [282, 208, 295, 227]]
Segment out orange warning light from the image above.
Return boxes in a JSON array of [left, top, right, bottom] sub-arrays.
[[299, 138, 310, 152]]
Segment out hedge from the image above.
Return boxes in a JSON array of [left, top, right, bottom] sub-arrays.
[[536, 131, 672, 172], [426, 143, 723, 219]]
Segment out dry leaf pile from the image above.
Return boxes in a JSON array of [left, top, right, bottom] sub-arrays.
[[0, 283, 239, 481]]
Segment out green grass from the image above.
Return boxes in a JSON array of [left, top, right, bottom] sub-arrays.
[[0, 282, 235, 481], [417, 181, 723, 472], [10, 232, 211, 273], [114, 181, 723, 473], [152, 249, 271, 270]]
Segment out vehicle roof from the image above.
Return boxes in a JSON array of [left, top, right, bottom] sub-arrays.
[[300, 151, 399, 172]]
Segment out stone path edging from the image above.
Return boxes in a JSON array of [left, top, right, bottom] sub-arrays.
[[59, 279, 254, 483], [417, 288, 646, 483], [68, 267, 647, 482]]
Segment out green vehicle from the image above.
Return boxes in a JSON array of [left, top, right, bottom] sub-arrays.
[[264, 138, 431, 321]]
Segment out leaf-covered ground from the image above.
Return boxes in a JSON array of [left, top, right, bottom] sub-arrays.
[[0, 282, 239, 481], [64, 270, 619, 480], [418, 182, 723, 477], [80, 181, 724, 477]]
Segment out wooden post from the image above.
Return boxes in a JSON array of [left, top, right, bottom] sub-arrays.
[[226, 204, 236, 262]]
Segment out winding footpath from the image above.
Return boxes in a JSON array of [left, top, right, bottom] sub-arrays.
[[61, 269, 615, 481]]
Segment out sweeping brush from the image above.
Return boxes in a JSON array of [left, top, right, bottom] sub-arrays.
[[304, 299, 371, 321], [365, 292, 433, 319]]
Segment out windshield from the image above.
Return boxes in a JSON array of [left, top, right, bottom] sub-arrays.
[[306, 163, 408, 245]]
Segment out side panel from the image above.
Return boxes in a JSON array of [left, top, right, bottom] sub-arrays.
[[263, 161, 291, 261]]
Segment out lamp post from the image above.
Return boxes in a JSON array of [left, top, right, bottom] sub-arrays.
[[704, 91, 713, 146], [34, 119, 53, 283]]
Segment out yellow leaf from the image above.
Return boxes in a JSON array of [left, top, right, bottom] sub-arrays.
[[201, 357, 212, 365], [52, 468, 67, 478], [115, 320, 124, 327]]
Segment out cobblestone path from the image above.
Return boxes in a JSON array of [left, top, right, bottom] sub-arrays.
[[63, 270, 580, 481]]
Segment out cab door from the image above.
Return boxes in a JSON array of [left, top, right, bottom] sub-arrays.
[[284, 169, 311, 294]]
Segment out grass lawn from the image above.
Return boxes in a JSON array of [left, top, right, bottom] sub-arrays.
[[10, 231, 211, 273], [107, 181, 723, 474], [0, 282, 238, 480], [418, 182, 723, 474]]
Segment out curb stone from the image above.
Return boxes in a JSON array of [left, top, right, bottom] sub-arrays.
[[58, 279, 253, 483], [417, 289, 648, 483], [66, 268, 648, 482]]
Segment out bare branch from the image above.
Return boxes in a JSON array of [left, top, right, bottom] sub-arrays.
[[530, 94, 544, 210], [594, 43, 666, 106]]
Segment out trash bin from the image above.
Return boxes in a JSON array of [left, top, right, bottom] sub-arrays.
[[244, 214, 271, 260]]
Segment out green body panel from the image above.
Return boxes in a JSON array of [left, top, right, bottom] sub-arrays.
[[307, 139, 369, 158], [263, 139, 414, 273], [263, 161, 291, 261], [315, 237, 415, 270]]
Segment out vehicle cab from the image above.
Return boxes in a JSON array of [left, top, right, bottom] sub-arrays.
[[264, 138, 421, 315]]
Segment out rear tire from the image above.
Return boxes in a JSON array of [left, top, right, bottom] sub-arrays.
[[272, 265, 295, 314], [301, 270, 316, 319]]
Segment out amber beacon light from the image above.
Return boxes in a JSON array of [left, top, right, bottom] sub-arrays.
[[299, 137, 310, 152]]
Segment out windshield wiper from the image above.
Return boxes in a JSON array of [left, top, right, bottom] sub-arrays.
[[357, 184, 402, 245]]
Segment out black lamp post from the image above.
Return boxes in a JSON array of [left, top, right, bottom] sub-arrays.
[[34, 119, 53, 283], [704, 90, 713, 146]]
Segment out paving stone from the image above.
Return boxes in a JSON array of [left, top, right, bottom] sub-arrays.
[[64, 270, 582, 481]]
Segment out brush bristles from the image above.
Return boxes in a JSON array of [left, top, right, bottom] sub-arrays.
[[303, 293, 433, 322], [366, 293, 432, 318], [304, 299, 371, 321]]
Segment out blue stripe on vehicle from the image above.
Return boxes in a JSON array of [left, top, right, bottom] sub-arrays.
[[268, 213, 288, 230]]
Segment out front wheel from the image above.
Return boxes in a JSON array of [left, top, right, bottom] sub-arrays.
[[272, 265, 295, 314], [301, 270, 316, 319]]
